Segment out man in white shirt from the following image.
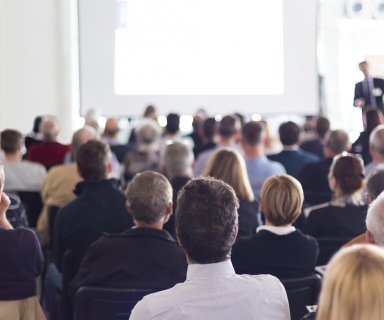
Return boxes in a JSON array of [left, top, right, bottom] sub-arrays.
[[1, 129, 47, 192], [130, 177, 290, 320]]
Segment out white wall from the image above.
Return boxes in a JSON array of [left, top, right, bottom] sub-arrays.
[[0, 0, 79, 142]]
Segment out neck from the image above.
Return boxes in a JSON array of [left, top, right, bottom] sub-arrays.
[[134, 220, 164, 230], [5, 153, 21, 162], [243, 144, 263, 158], [264, 219, 291, 228], [220, 137, 235, 145]]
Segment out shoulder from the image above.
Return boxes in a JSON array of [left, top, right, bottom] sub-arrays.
[[304, 202, 331, 217]]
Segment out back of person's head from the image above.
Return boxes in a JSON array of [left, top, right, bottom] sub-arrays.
[[241, 121, 264, 146], [76, 140, 111, 181], [278, 121, 300, 146], [71, 126, 97, 160], [218, 115, 239, 139], [0, 129, 23, 154], [326, 129, 350, 155], [365, 110, 382, 132], [143, 105, 157, 119], [260, 175, 304, 226], [203, 148, 254, 202], [40, 115, 60, 142], [202, 117, 217, 140], [126, 171, 172, 224], [366, 191, 384, 246], [370, 124, 384, 156], [315, 116, 331, 138], [317, 244, 384, 320], [164, 142, 194, 180], [366, 169, 384, 201], [103, 117, 119, 138], [32, 116, 43, 134], [329, 154, 364, 197], [165, 113, 180, 134], [137, 122, 161, 146], [176, 177, 239, 263]]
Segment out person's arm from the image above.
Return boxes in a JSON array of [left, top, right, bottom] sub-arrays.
[[354, 83, 365, 108], [0, 193, 12, 229]]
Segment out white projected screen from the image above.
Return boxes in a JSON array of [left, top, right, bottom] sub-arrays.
[[78, 0, 318, 116], [114, 0, 284, 96]]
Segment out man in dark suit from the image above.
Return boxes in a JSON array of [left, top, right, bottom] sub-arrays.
[[354, 61, 384, 112], [69, 171, 187, 299], [268, 121, 319, 178]]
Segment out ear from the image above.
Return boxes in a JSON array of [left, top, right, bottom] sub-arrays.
[[367, 230, 375, 244], [125, 200, 133, 217], [163, 202, 173, 224], [328, 175, 336, 191], [107, 161, 113, 174]]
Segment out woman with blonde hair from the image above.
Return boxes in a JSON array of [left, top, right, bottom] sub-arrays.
[[303, 154, 368, 238], [202, 148, 258, 237], [317, 244, 384, 320], [232, 174, 318, 278]]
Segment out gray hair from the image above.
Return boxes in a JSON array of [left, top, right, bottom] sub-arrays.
[[40, 115, 60, 142], [326, 129, 350, 154], [370, 124, 384, 155], [366, 191, 384, 246], [137, 121, 161, 145], [71, 126, 97, 160], [164, 142, 194, 180], [366, 168, 384, 200], [125, 171, 173, 224]]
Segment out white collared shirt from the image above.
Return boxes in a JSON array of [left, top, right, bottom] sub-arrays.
[[256, 225, 296, 236], [130, 260, 290, 320]]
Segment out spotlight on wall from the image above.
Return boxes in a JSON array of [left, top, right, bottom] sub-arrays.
[[345, 0, 373, 19], [373, 0, 384, 19]]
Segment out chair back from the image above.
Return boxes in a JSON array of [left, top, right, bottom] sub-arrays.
[[281, 274, 322, 320], [74, 287, 156, 320], [17, 191, 43, 228], [316, 237, 351, 265]]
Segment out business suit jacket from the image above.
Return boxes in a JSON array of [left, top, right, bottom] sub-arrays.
[[354, 78, 384, 111]]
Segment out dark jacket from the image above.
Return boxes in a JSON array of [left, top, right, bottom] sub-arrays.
[[69, 228, 187, 299], [232, 229, 318, 278], [300, 139, 324, 159], [238, 200, 259, 238]]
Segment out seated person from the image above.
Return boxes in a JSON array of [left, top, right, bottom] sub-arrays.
[[0, 165, 45, 320], [232, 175, 318, 278], [69, 171, 187, 299], [303, 154, 368, 238], [130, 177, 290, 320], [317, 245, 384, 320], [300, 116, 330, 159]]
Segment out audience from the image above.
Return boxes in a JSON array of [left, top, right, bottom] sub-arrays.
[[102, 117, 130, 163], [130, 177, 290, 319], [194, 114, 241, 176], [203, 148, 259, 237], [232, 175, 318, 278], [269, 121, 319, 178], [69, 171, 187, 299], [186, 111, 206, 155], [1, 129, 47, 192], [27, 115, 69, 169], [303, 154, 367, 238], [24, 115, 43, 152], [317, 245, 384, 320], [0, 164, 45, 320], [300, 116, 330, 159], [193, 117, 217, 157], [299, 129, 350, 205], [365, 124, 384, 177], [241, 121, 285, 199]]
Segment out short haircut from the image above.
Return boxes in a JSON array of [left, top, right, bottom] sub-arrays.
[[104, 117, 119, 137], [0, 163, 4, 188], [330, 154, 364, 196], [76, 140, 111, 181], [202, 117, 217, 140], [278, 121, 300, 146], [370, 124, 384, 155], [242, 121, 264, 146], [260, 175, 304, 226], [366, 169, 384, 200], [176, 177, 239, 264], [315, 116, 330, 138], [137, 122, 161, 145], [326, 130, 350, 154], [366, 192, 384, 246], [126, 171, 173, 224], [40, 115, 60, 142], [71, 126, 97, 160], [1, 129, 23, 154], [32, 116, 43, 134], [203, 148, 254, 202], [164, 142, 194, 180], [317, 244, 384, 320], [218, 115, 239, 139], [166, 113, 180, 134]]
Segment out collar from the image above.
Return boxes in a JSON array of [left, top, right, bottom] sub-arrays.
[[74, 178, 120, 196], [256, 225, 296, 235], [105, 227, 177, 242], [186, 260, 235, 281]]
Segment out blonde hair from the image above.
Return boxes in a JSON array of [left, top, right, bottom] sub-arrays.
[[260, 175, 303, 226], [203, 148, 254, 202], [317, 244, 384, 320]]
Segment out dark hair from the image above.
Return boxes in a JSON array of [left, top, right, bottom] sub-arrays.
[[176, 177, 239, 263], [203, 117, 217, 140], [218, 115, 238, 139], [144, 105, 156, 118], [166, 113, 180, 134], [1, 129, 23, 154], [316, 116, 331, 138], [332, 155, 364, 195], [242, 121, 264, 145], [279, 121, 300, 146], [32, 116, 43, 134], [76, 140, 111, 181], [365, 110, 382, 132], [366, 169, 384, 200]]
